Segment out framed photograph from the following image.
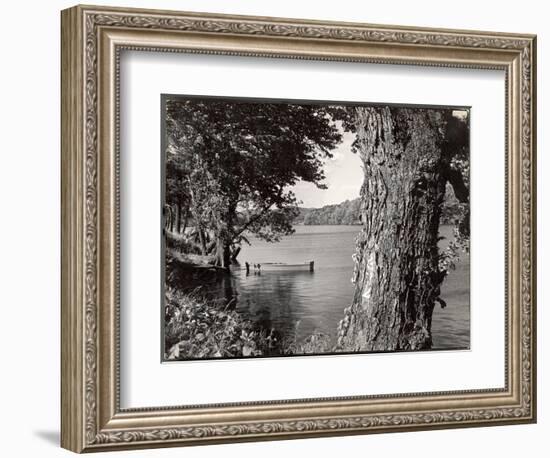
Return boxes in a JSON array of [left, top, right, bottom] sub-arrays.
[[61, 4, 536, 452], [161, 94, 472, 361]]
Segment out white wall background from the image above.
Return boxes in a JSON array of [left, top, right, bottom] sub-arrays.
[[0, 0, 546, 456]]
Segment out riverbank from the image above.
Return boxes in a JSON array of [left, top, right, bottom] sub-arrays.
[[164, 286, 332, 360], [165, 248, 228, 289], [165, 287, 276, 359]]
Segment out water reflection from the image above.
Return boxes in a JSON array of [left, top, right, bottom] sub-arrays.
[[232, 269, 318, 339]]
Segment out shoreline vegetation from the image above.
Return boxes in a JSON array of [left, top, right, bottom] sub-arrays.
[[164, 248, 334, 359], [164, 276, 332, 360]]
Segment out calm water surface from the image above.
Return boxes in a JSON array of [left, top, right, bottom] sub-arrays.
[[222, 225, 469, 350]]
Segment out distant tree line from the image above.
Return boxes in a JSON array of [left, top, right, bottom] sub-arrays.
[[295, 199, 361, 225], [295, 187, 463, 226]]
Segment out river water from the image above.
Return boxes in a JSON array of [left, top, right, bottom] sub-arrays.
[[220, 225, 469, 350]]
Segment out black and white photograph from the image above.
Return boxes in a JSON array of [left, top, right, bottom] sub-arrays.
[[162, 95, 470, 361]]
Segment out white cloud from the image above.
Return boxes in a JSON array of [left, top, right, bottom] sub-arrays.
[[293, 130, 363, 208]]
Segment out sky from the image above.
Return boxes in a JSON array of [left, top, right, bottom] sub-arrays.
[[291, 129, 363, 208]]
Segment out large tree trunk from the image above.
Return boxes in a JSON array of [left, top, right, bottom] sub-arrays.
[[338, 107, 448, 352]]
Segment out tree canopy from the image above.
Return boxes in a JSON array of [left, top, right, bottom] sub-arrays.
[[165, 98, 343, 266]]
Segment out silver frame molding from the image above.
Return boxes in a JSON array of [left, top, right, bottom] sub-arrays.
[[61, 4, 537, 453]]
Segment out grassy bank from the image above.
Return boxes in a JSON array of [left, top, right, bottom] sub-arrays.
[[164, 288, 332, 360]]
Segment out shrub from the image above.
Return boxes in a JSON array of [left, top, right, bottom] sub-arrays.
[[165, 288, 282, 360], [164, 288, 336, 360], [165, 230, 203, 255]]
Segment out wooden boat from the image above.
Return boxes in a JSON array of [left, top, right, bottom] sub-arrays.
[[244, 261, 314, 272]]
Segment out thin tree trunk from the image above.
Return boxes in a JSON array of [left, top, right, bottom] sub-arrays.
[[181, 207, 189, 235], [214, 203, 236, 268], [174, 203, 181, 234], [197, 226, 207, 256], [338, 107, 448, 352], [163, 205, 172, 231], [215, 238, 231, 268], [167, 205, 174, 232], [230, 246, 241, 262], [223, 243, 231, 268], [186, 181, 208, 254]]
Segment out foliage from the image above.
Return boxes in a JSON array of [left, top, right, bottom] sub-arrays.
[[165, 230, 203, 255], [165, 288, 279, 359], [295, 198, 361, 225], [164, 288, 335, 360], [440, 183, 469, 225], [165, 98, 343, 266], [438, 220, 470, 274], [281, 321, 333, 355]]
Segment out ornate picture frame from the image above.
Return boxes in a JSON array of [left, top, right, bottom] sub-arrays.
[[61, 4, 536, 453]]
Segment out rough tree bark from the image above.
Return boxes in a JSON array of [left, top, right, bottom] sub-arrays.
[[337, 106, 449, 351]]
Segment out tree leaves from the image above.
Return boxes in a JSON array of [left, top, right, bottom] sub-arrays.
[[165, 98, 343, 265]]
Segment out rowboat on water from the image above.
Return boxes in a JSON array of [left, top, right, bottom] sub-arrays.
[[244, 261, 314, 272]]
